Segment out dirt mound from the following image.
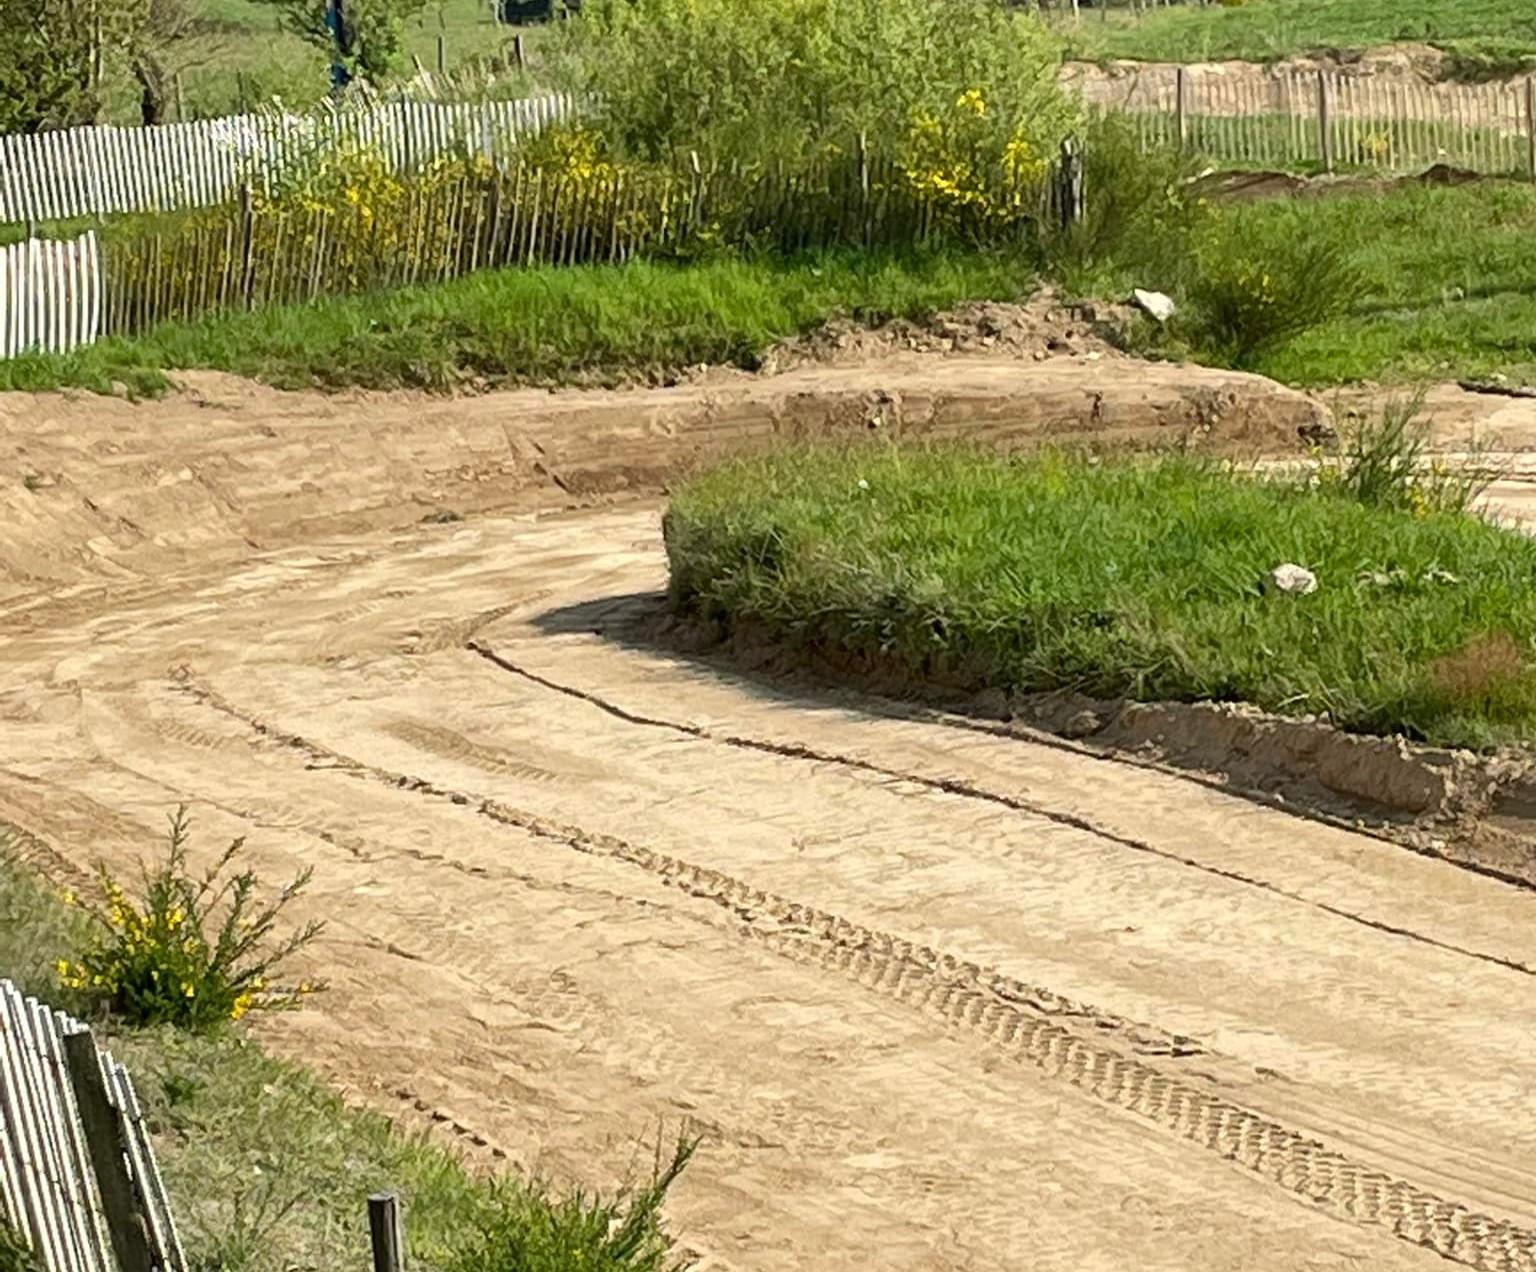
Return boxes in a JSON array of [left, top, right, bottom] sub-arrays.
[[758, 292, 1126, 373], [0, 358, 1326, 604]]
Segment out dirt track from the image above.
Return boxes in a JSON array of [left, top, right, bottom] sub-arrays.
[[6, 365, 1536, 1270]]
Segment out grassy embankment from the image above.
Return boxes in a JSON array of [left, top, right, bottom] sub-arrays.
[[0, 249, 1031, 394], [665, 443, 1532, 751], [1061, 0, 1536, 79], [0, 831, 690, 1272], [9, 180, 1534, 397]]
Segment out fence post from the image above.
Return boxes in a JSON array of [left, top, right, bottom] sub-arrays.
[[238, 182, 255, 309], [1526, 76, 1536, 181], [513, 33, 525, 71], [369, 1193, 405, 1272], [62, 1030, 155, 1272], [1318, 70, 1334, 173], [1176, 66, 1189, 152]]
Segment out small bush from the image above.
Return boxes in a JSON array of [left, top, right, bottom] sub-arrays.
[[445, 1136, 697, 1272], [1183, 234, 1364, 368], [1322, 394, 1503, 517], [1041, 113, 1209, 280], [549, 0, 1076, 182], [57, 808, 325, 1031]]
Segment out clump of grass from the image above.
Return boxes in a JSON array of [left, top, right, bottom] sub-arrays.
[[1325, 394, 1503, 515], [447, 1136, 697, 1272], [57, 807, 324, 1031], [1181, 234, 1364, 368], [665, 443, 1536, 748]]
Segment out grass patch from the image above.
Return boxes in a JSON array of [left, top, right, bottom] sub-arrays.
[[0, 838, 692, 1272], [0, 248, 1032, 394], [1109, 181, 1536, 388], [1061, 0, 1536, 70], [665, 444, 1536, 750]]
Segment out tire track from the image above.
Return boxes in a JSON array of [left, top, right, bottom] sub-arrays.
[[467, 642, 1536, 979], [168, 667, 1536, 1272]]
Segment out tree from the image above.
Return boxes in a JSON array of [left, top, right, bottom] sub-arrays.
[[252, 0, 431, 87], [0, 0, 116, 132]]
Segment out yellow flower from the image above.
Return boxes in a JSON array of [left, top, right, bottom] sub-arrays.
[[182, 981, 196, 998], [955, 88, 986, 117]]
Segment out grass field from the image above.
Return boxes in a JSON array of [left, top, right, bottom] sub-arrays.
[[106, 0, 534, 122], [666, 444, 1531, 750], [1203, 182, 1536, 387], [1061, 0, 1536, 75], [0, 837, 690, 1271], [0, 249, 1031, 394]]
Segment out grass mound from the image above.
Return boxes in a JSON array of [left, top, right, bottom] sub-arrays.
[[664, 445, 1536, 750]]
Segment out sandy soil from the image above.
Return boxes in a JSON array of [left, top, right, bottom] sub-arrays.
[[5, 364, 1536, 1270]]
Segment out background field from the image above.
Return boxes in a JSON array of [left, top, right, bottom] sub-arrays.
[[1061, 0, 1536, 75]]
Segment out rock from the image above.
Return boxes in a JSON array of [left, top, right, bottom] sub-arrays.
[[1062, 709, 1104, 739], [1270, 563, 1318, 595], [1131, 288, 1177, 324]]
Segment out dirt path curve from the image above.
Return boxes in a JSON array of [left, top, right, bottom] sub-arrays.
[[5, 495, 1536, 1271]]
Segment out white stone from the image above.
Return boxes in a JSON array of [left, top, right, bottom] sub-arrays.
[[1131, 288, 1177, 323], [1270, 563, 1318, 595]]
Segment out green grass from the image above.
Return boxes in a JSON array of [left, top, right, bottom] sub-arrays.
[[1192, 183, 1536, 387], [101, 0, 538, 122], [0, 835, 692, 1272], [0, 248, 1033, 394], [1061, 0, 1536, 72], [665, 444, 1536, 750]]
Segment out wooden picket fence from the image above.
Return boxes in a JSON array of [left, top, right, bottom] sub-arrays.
[[0, 234, 101, 358], [0, 94, 575, 228], [95, 147, 1078, 338], [0, 979, 186, 1272], [1078, 68, 1536, 175]]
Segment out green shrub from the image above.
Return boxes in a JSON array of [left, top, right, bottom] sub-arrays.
[[548, 0, 1076, 180], [1321, 394, 1503, 517], [1041, 113, 1209, 281], [1183, 233, 1364, 367], [58, 808, 325, 1031], [446, 1136, 697, 1272]]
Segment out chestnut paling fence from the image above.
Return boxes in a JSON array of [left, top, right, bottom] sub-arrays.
[[4, 146, 1086, 357], [2, 69, 1535, 359]]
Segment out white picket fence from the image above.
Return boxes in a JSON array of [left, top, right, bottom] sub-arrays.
[[0, 93, 575, 226], [0, 234, 100, 358]]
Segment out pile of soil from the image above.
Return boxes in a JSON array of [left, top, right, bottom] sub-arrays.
[[757, 292, 1129, 374]]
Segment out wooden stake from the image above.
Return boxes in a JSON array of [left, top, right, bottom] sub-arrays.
[[368, 1193, 405, 1272]]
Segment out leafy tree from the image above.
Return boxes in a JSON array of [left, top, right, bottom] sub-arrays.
[[252, 0, 431, 86]]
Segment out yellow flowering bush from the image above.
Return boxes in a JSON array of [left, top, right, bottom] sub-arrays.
[[57, 807, 324, 1032], [898, 88, 1051, 238]]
